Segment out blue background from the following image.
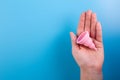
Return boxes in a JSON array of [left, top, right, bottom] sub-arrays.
[[0, 0, 120, 80]]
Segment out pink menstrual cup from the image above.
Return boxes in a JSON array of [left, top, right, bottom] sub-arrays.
[[76, 31, 97, 50]]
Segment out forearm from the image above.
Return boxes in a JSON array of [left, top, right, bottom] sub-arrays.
[[80, 68, 103, 80]]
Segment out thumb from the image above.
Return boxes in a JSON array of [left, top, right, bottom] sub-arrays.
[[70, 32, 77, 47]]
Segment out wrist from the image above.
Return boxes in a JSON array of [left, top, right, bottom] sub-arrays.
[[81, 67, 102, 75], [80, 67, 103, 80]]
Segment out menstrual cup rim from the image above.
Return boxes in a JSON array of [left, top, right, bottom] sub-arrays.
[[77, 31, 89, 44]]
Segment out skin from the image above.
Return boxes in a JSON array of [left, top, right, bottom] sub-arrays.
[[70, 10, 104, 80]]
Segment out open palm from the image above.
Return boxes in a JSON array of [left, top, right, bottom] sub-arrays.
[[70, 10, 104, 71]]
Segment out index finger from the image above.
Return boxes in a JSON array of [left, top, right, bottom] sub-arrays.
[[77, 12, 85, 36]]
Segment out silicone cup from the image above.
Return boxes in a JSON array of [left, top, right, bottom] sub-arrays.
[[76, 31, 97, 50]]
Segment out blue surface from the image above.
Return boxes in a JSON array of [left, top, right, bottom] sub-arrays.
[[0, 0, 120, 80]]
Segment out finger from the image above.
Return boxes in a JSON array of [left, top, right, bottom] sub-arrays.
[[95, 22, 102, 42], [77, 12, 85, 36], [70, 32, 78, 48], [85, 10, 92, 34], [90, 13, 97, 38]]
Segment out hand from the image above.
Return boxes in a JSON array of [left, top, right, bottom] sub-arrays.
[[70, 10, 104, 80]]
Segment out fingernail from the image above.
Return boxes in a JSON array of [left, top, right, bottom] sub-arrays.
[[93, 13, 96, 17], [98, 22, 102, 29], [87, 10, 92, 13]]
